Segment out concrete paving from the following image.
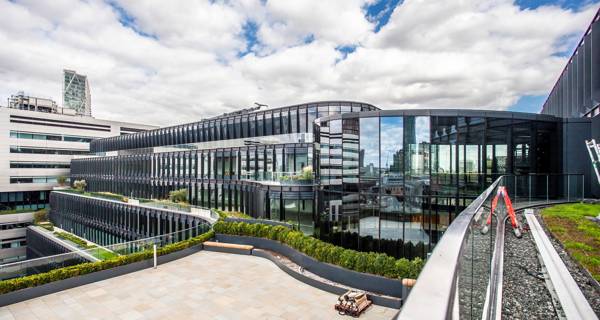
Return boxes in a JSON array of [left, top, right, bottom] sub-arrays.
[[0, 251, 397, 319]]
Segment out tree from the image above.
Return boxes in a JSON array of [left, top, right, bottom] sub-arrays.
[[57, 176, 67, 186], [169, 188, 188, 203], [33, 209, 48, 224], [300, 166, 313, 180], [73, 179, 87, 192]]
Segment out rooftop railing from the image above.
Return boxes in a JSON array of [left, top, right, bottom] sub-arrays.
[[398, 173, 584, 320], [240, 171, 314, 185], [0, 224, 210, 281]]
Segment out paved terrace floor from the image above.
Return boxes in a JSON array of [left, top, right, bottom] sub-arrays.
[[0, 251, 397, 320]]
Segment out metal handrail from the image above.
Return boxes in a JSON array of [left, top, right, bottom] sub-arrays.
[[0, 224, 208, 276], [398, 173, 585, 320], [399, 176, 502, 319]]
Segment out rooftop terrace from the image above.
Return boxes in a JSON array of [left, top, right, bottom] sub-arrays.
[[0, 251, 396, 319]]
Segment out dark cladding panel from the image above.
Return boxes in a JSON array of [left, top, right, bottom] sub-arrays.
[[584, 33, 593, 110], [593, 19, 600, 106], [577, 50, 585, 115], [562, 72, 569, 117], [570, 61, 576, 117]]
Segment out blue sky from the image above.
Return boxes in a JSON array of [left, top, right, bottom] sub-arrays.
[[0, 0, 598, 125]]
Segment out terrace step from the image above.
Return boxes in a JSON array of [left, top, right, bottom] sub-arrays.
[[203, 241, 253, 255]]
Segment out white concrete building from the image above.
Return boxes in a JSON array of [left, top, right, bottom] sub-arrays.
[[0, 94, 155, 263], [0, 95, 156, 211]]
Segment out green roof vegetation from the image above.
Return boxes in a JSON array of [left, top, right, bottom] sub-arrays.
[[0, 208, 40, 215], [0, 230, 215, 294], [541, 203, 600, 282], [53, 231, 96, 250]]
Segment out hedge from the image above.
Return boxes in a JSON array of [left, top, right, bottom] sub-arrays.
[[0, 230, 214, 294], [213, 221, 423, 279], [53, 231, 95, 249]]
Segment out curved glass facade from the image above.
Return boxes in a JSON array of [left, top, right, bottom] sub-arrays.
[[72, 142, 315, 232], [69, 101, 587, 259], [90, 101, 378, 153], [314, 110, 560, 258]]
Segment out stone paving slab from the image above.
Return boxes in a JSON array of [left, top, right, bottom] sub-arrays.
[[0, 251, 397, 319]]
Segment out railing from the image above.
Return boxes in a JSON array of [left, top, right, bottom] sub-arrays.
[[240, 171, 314, 185], [0, 224, 210, 281], [142, 202, 220, 220], [398, 173, 584, 320]]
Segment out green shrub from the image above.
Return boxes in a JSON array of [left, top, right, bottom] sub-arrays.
[[213, 220, 423, 279], [37, 222, 54, 231], [53, 232, 95, 249], [57, 176, 67, 186], [168, 188, 188, 203], [0, 230, 214, 295], [73, 180, 87, 192], [33, 209, 48, 224]]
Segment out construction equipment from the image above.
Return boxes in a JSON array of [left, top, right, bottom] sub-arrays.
[[335, 290, 372, 317], [586, 139, 600, 185], [481, 186, 522, 237]]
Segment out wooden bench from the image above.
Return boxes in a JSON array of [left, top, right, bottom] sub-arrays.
[[203, 241, 253, 255]]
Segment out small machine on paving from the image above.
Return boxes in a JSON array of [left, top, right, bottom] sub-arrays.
[[335, 290, 372, 317]]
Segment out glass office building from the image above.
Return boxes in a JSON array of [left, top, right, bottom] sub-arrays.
[[71, 102, 591, 259], [314, 110, 561, 258], [74, 102, 378, 236]]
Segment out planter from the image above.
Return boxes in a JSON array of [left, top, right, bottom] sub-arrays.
[[223, 217, 293, 228], [251, 249, 402, 309], [215, 234, 404, 299]]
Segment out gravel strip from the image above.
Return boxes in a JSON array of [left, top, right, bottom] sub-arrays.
[[535, 209, 600, 317], [502, 216, 559, 319]]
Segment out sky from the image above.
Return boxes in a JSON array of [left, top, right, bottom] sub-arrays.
[[0, 0, 598, 126]]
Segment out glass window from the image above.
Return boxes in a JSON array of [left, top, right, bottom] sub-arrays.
[[265, 112, 273, 136], [257, 114, 264, 136], [241, 115, 248, 138], [273, 112, 280, 135], [359, 117, 380, 186], [228, 118, 234, 140], [275, 148, 284, 172], [307, 107, 317, 134], [281, 110, 289, 134], [380, 116, 404, 251], [266, 149, 274, 180], [299, 108, 307, 133], [234, 117, 241, 139], [359, 117, 380, 245], [240, 149, 248, 179], [270, 197, 281, 221], [284, 199, 299, 228], [248, 148, 256, 178], [290, 109, 298, 133], [295, 149, 308, 173], [298, 199, 314, 234], [404, 116, 430, 256], [249, 114, 256, 137]]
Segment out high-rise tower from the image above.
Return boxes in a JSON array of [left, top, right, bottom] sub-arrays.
[[62, 69, 91, 116]]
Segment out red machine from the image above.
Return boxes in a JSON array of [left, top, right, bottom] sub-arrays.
[[482, 186, 522, 237]]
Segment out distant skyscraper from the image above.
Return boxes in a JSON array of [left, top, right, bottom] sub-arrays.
[[62, 69, 91, 116]]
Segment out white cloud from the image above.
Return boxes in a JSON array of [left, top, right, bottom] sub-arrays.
[[0, 0, 597, 127]]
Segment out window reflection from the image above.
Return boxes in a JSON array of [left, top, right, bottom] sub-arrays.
[[359, 117, 380, 246]]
